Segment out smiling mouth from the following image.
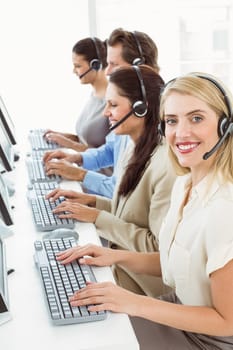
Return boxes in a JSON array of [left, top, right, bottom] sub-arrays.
[[176, 142, 200, 152]]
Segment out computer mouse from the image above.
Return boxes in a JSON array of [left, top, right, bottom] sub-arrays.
[[43, 228, 79, 242]]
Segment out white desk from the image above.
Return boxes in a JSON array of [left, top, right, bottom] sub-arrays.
[[0, 145, 139, 350]]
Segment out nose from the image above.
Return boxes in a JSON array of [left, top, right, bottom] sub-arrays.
[[103, 104, 111, 118], [175, 119, 192, 137], [105, 65, 112, 76]]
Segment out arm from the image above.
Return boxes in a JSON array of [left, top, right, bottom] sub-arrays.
[[68, 260, 233, 337], [94, 158, 176, 252], [82, 171, 116, 198], [44, 130, 88, 151], [57, 243, 161, 276], [81, 133, 115, 171]]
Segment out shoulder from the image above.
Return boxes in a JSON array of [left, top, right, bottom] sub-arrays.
[[150, 142, 176, 177]]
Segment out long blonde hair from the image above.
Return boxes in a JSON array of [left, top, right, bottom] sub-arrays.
[[159, 72, 233, 182]]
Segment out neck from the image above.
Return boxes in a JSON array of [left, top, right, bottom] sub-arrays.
[[92, 71, 108, 98]]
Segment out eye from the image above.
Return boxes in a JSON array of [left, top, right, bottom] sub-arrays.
[[107, 101, 117, 108], [165, 118, 177, 125], [192, 115, 203, 123], [110, 101, 118, 107]]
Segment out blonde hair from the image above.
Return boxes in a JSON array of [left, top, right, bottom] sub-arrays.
[[159, 72, 233, 182]]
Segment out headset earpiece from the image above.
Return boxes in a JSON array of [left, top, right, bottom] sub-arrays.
[[132, 57, 144, 66], [218, 115, 229, 137], [158, 120, 165, 136], [90, 59, 102, 71], [132, 100, 147, 117], [132, 65, 148, 117], [90, 37, 102, 71]]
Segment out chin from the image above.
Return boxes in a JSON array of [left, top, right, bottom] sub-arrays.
[[176, 155, 192, 168]]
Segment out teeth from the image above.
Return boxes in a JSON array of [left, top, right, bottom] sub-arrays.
[[178, 144, 196, 150]]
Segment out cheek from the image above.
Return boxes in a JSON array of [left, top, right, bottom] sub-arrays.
[[165, 129, 175, 146]]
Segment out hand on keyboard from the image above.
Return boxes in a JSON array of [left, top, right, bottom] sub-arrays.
[[44, 158, 87, 181], [34, 237, 107, 325], [43, 150, 79, 164], [46, 188, 96, 206], [56, 243, 117, 267]]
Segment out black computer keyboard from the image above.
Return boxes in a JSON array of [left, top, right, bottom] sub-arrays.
[[29, 129, 59, 150], [34, 236, 107, 325]]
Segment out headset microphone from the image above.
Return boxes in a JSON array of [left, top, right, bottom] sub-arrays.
[[79, 67, 92, 79], [203, 122, 233, 160], [79, 58, 102, 79], [109, 110, 133, 131]]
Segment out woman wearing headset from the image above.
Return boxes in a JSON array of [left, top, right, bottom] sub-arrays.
[[43, 37, 110, 151], [46, 65, 176, 298], [43, 28, 161, 199], [55, 73, 233, 349]]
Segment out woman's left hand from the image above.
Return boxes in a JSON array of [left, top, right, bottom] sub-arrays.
[[69, 281, 141, 315], [52, 200, 100, 223]]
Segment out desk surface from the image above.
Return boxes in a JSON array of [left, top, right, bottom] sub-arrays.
[[0, 145, 139, 350]]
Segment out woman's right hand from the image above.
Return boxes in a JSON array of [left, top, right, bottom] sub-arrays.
[[56, 244, 117, 267]]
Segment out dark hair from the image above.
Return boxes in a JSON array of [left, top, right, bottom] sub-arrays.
[[109, 65, 164, 196], [72, 37, 107, 69], [107, 28, 159, 72]]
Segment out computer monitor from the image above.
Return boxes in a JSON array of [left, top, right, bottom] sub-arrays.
[[0, 96, 17, 145], [0, 119, 14, 172], [0, 236, 11, 325], [0, 174, 14, 226]]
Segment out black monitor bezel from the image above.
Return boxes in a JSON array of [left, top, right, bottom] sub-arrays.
[[0, 237, 11, 324], [0, 118, 14, 172], [0, 96, 17, 146], [0, 176, 13, 226]]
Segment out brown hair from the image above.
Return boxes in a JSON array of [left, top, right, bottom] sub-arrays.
[[109, 65, 164, 196], [72, 37, 107, 68], [107, 28, 159, 72]]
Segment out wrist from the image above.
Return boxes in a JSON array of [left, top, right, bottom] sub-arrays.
[[77, 168, 87, 182]]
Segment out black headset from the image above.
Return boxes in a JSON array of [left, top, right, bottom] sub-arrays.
[[109, 65, 148, 131], [132, 65, 148, 117], [131, 31, 145, 66], [90, 37, 102, 70], [79, 37, 102, 79], [158, 74, 233, 159]]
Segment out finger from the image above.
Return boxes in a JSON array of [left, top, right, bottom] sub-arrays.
[[45, 189, 60, 199]]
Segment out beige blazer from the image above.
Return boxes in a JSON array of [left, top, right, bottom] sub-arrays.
[[95, 141, 176, 297]]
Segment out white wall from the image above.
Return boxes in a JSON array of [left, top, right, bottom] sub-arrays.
[[0, 0, 91, 141]]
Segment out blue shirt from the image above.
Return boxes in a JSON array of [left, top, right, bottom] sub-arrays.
[[80, 132, 129, 198]]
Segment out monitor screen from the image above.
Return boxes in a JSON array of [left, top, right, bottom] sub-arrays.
[[0, 120, 14, 172], [0, 96, 16, 145], [0, 174, 13, 226], [0, 237, 11, 325]]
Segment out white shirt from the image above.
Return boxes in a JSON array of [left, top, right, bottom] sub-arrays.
[[159, 173, 233, 306]]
